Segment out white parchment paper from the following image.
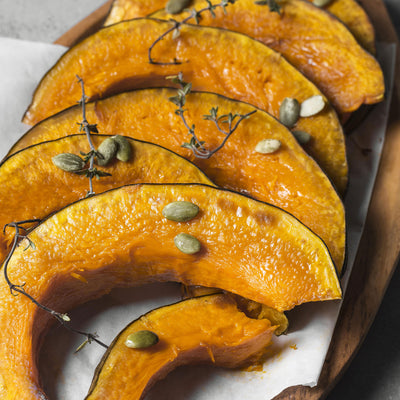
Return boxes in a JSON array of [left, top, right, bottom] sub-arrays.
[[0, 36, 396, 399]]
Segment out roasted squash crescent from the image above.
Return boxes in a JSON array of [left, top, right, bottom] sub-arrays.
[[152, 0, 384, 114], [104, 0, 376, 54], [86, 294, 275, 400], [0, 184, 341, 398]]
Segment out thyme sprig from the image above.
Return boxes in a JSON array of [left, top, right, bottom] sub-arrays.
[[167, 73, 256, 158], [149, 0, 237, 65], [76, 76, 111, 196], [149, 0, 280, 65], [2, 220, 108, 351], [52, 77, 112, 195]]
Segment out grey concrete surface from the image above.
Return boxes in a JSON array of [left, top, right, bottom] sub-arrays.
[[0, 0, 398, 399]]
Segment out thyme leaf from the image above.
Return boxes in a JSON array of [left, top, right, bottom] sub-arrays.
[[168, 73, 256, 159], [149, 0, 281, 64], [148, 0, 237, 65]]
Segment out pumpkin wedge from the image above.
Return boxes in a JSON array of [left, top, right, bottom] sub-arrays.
[[152, 0, 384, 114], [22, 19, 347, 194], [86, 294, 275, 400], [0, 184, 341, 398], [182, 286, 289, 335], [15, 89, 345, 273], [104, 0, 376, 54], [0, 134, 213, 264], [306, 0, 376, 54]]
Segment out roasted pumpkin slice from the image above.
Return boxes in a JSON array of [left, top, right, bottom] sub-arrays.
[[104, 0, 376, 54], [104, 0, 160, 24], [182, 286, 289, 335], [314, 0, 376, 54], [152, 0, 384, 114], [0, 184, 341, 398], [0, 134, 213, 263], [86, 294, 275, 400], [22, 19, 347, 195], [15, 89, 345, 273]]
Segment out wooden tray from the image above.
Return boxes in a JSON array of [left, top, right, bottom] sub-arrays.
[[54, 1, 400, 399]]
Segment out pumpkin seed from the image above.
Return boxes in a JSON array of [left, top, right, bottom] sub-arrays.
[[300, 95, 325, 117], [52, 153, 85, 172], [174, 233, 201, 254], [162, 201, 199, 222], [96, 137, 118, 166], [279, 97, 300, 128], [312, 0, 332, 7], [112, 135, 133, 162], [292, 130, 311, 145], [255, 139, 281, 154], [165, 0, 191, 14], [125, 330, 159, 349]]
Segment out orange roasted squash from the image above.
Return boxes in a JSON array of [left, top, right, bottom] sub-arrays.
[[182, 286, 289, 335], [0, 134, 213, 263], [85, 294, 276, 400], [22, 19, 347, 195], [311, 0, 376, 54], [15, 89, 345, 273], [152, 0, 384, 114], [104, 0, 376, 54], [0, 183, 341, 399]]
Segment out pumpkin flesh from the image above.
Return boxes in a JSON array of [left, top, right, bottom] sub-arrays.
[[318, 0, 376, 54], [22, 19, 347, 196], [0, 134, 213, 264], [152, 0, 384, 114], [14, 89, 345, 273], [0, 184, 341, 399], [104, 0, 376, 54], [86, 294, 275, 400], [182, 286, 289, 335]]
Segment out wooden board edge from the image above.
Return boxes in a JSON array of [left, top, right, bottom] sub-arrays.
[[54, 0, 113, 47]]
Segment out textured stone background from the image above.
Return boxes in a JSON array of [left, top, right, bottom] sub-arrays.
[[0, 1, 398, 399]]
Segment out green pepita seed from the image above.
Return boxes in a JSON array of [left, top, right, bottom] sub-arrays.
[[292, 130, 311, 145], [52, 153, 85, 172], [255, 139, 281, 154], [125, 330, 159, 349], [112, 135, 133, 162], [96, 137, 118, 166], [279, 97, 300, 128], [312, 0, 332, 7], [174, 233, 201, 254], [165, 0, 191, 14], [162, 201, 199, 222], [300, 95, 325, 117]]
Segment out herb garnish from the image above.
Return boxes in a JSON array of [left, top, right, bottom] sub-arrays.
[[167, 73, 256, 158], [74, 76, 112, 196], [149, 0, 281, 65], [2, 220, 108, 352]]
